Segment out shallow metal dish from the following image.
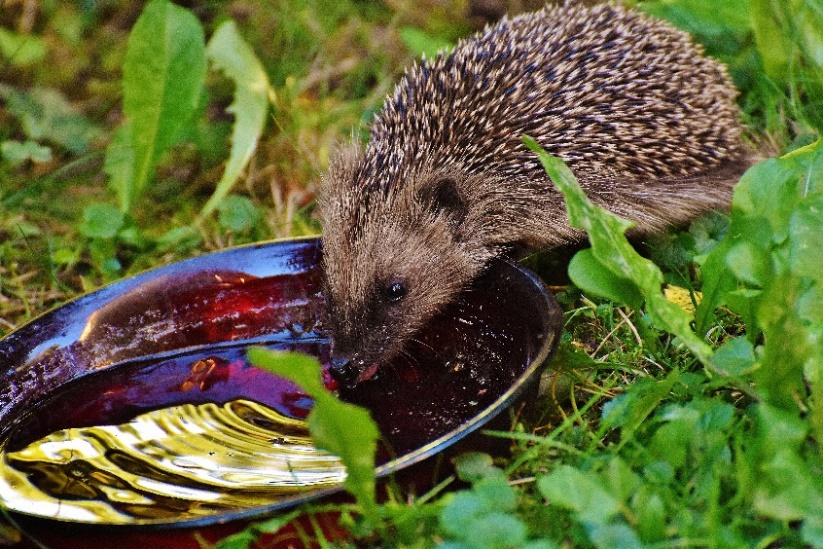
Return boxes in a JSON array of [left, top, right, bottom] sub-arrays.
[[0, 237, 561, 547]]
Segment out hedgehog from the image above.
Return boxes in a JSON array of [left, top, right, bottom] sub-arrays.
[[319, 2, 749, 387]]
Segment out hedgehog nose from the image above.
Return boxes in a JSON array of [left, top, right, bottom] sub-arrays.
[[328, 355, 358, 388]]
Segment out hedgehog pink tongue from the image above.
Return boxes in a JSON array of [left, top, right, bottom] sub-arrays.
[[357, 363, 380, 383]]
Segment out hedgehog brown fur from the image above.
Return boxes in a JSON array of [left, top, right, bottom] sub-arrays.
[[320, 2, 749, 386]]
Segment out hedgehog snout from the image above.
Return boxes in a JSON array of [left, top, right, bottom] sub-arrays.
[[328, 353, 382, 389], [328, 355, 358, 388]]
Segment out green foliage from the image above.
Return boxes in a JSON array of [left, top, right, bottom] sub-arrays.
[[246, 349, 380, 526], [698, 140, 823, 413], [217, 195, 263, 233], [437, 454, 556, 549], [640, 0, 823, 138], [215, 509, 302, 549], [0, 85, 101, 154], [2, 1, 823, 547], [199, 20, 272, 219], [1, 140, 51, 166], [525, 137, 714, 366], [0, 27, 46, 66], [524, 142, 823, 547], [114, 0, 207, 213], [399, 27, 454, 58], [79, 203, 125, 240]]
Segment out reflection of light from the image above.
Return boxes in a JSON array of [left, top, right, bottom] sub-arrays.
[[134, 478, 221, 501], [0, 472, 102, 521], [79, 311, 97, 342], [35, 439, 102, 460], [0, 399, 346, 524]]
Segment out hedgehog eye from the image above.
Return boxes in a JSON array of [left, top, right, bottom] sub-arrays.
[[384, 280, 407, 303]]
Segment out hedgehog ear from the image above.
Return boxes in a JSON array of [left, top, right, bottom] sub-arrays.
[[420, 176, 469, 227]]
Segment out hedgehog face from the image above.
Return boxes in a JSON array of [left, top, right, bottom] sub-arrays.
[[320, 166, 489, 387]]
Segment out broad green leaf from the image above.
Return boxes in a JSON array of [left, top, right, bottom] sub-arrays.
[[725, 241, 769, 287], [104, 124, 135, 211], [640, 0, 751, 57], [568, 250, 643, 310], [711, 337, 757, 376], [247, 348, 380, 524], [756, 275, 818, 408], [123, 0, 206, 212], [525, 138, 713, 364], [200, 20, 272, 219]]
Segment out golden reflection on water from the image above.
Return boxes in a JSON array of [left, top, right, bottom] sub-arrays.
[[0, 399, 345, 524]]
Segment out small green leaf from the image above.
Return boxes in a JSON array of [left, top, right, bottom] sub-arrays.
[[601, 457, 640, 504], [2, 87, 100, 153], [461, 511, 528, 549], [1, 140, 52, 166], [123, 0, 207, 212], [454, 452, 502, 483], [440, 492, 488, 537], [156, 225, 202, 250], [200, 20, 272, 219], [0, 28, 46, 66], [399, 27, 453, 58], [586, 522, 643, 549], [711, 337, 757, 376], [632, 489, 667, 543], [218, 195, 261, 232], [600, 370, 679, 439], [51, 248, 77, 265], [538, 465, 621, 525], [80, 203, 125, 239], [473, 476, 517, 513], [214, 530, 256, 549]]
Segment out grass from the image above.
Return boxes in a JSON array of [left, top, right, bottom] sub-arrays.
[[1, 0, 822, 547]]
